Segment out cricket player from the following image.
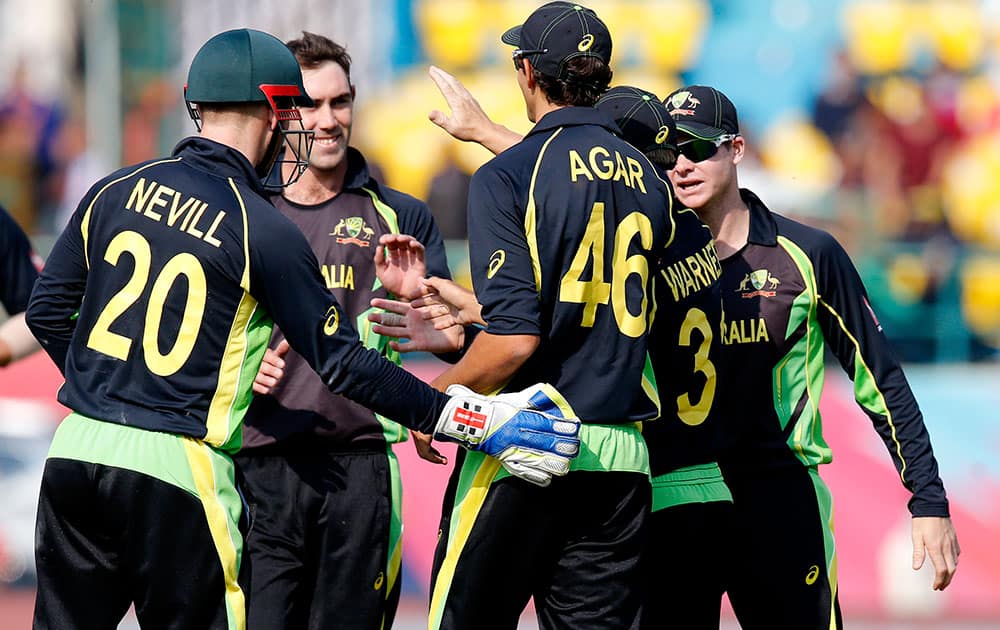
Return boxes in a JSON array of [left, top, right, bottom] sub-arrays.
[[237, 31, 454, 630], [25, 28, 580, 630], [415, 3, 676, 628], [664, 84, 959, 629], [374, 83, 736, 629]]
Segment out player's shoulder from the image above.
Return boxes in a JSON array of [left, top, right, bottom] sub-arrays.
[[364, 179, 432, 219], [772, 211, 846, 264]]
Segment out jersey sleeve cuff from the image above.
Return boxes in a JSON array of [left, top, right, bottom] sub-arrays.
[[908, 499, 950, 518]]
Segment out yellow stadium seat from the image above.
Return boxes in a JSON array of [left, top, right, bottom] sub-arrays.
[[866, 75, 925, 125], [923, 0, 985, 71], [887, 253, 930, 304], [961, 256, 1000, 343], [758, 117, 842, 192], [416, 0, 489, 69], [633, 0, 709, 72], [841, 1, 916, 74], [941, 131, 1000, 248]]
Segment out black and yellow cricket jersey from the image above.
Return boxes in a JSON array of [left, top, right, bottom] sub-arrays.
[[644, 205, 727, 477], [468, 107, 672, 424], [242, 148, 451, 449], [719, 189, 948, 516], [27, 137, 448, 453], [0, 204, 40, 314]]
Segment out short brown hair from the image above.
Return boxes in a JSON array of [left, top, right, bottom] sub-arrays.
[[532, 56, 612, 107], [285, 31, 352, 80]]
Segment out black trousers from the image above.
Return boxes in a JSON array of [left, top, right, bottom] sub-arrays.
[[722, 464, 843, 630], [641, 501, 736, 630], [33, 457, 250, 630], [430, 461, 650, 630], [235, 445, 399, 630]]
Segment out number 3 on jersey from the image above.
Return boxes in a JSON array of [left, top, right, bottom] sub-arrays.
[[87, 230, 207, 376], [559, 202, 653, 337], [677, 307, 716, 426]]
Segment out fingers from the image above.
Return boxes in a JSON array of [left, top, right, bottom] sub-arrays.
[[428, 65, 460, 104], [371, 297, 411, 316], [275, 339, 291, 358], [933, 533, 959, 591], [378, 233, 425, 253], [253, 347, 286, 395], [413, 430, 448, 465], [912, 516, 960, 591], [911, 528, 926, 571], [927, 543, 951, 590], [428, 109, 451, 132], [371, 323, 410, 339]]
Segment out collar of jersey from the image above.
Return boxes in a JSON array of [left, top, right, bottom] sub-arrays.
[[172, 136, 268, 197], [342, 146, 377, 192], [740, 187, 779, 247], [525, 106, 622, 138]]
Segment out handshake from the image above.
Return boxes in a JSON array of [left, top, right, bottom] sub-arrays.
[[434, 383, 581, 487]]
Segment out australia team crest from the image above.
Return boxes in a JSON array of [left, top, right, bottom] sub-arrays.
[[737, 269, 780, 298], [331, 216, 375, 247]]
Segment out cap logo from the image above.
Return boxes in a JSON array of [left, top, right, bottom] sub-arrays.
[[668, 90, 699, 116], [655, 125, 670, 145], [578, 33, 595, 52]]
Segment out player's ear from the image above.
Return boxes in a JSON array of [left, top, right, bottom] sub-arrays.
[[522, 58, 538, 90], [731, 135, 745, 166]]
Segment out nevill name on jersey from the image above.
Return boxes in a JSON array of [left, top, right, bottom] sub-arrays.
[[124, 177, 225, 248]]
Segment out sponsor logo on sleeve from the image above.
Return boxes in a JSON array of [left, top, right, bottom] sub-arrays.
[[323, 305, 341, 336], [487, 249, 506, 279]]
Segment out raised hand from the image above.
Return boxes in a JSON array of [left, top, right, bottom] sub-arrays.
[[374, 234, 427, 300], [253, 339, 291, 395], [428, 65, 522, 155]]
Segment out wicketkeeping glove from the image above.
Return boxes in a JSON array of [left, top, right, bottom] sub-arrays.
[[435, 383, 581, 486]]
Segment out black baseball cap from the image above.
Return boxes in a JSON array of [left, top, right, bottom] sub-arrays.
[[501, 2, 612, 80], [595, 86, 675, 153], [664, 85, 739, 140]]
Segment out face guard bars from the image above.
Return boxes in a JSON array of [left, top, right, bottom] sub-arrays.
[[259, 84, 314, 189], [183, 84, 315, 189]]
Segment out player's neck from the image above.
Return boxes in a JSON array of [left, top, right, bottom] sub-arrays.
[[282, 161, 347, 205], [700, 184, 749, 260], [199, 123, 266, 167]]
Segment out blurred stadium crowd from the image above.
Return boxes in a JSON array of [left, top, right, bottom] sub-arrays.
[[2, 0, 1000, 365]]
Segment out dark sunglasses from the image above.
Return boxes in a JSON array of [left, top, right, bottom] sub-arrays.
[[676, 134, 737, 163], [511, 48, 547, 71]]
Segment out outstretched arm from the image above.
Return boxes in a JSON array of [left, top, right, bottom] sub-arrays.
[[428, 65, 523, 155]]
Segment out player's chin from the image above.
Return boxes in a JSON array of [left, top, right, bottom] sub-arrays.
[[674, 184, 709, 210]]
